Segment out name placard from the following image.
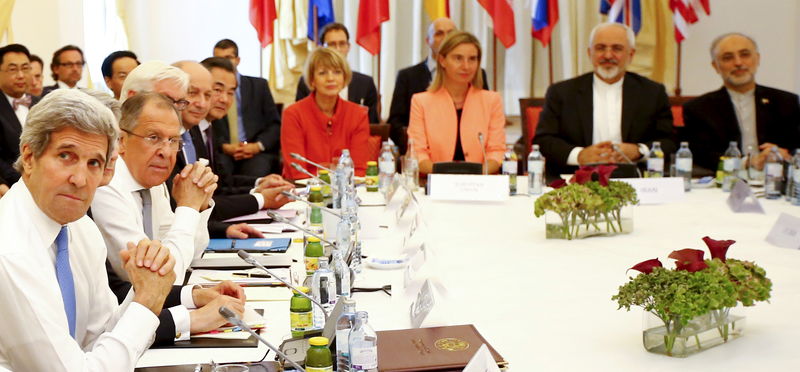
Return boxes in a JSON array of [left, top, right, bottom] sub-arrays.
[[617, 177, 685, 204], [727, 179, 765, 214], [427, 175, 509, 202], [766, 213, 800, 249], [410, 279, 436, 328]]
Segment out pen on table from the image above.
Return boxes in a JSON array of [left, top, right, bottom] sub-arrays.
[[232, 272, 272, 278]]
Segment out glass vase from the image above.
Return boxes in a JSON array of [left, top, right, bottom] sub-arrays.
[[543, 206, 633, 240], [642, 308, 746, 357]]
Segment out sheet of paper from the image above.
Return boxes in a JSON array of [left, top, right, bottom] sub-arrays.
[[188, 268, 291, 286], [616, 177, 685, 204], [766, 213, 800, 249], [727, 179, 765, 213], [246, 287, 292, 301], [223, 209, 299, 223], [249, 223, 296, 234], [463, 344, 501, 372]]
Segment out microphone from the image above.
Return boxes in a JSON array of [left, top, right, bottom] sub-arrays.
[[219, 306, 307, 372], [281, 191, 343, 219], [612, 144, 643, 178], [291, 163, 338, 190], [266, 211, 337, 247], [291, 153, 334, 173], [478, 132, 488, 175]]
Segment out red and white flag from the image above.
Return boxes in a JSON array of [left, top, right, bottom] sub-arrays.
[[477, 0, 516, 48], [250, 0, 277, 47], [670, 0, 710, 43], [356, 0, 391, 55]]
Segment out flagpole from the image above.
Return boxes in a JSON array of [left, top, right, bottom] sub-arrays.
[[675, 42, 683, 96], [547, 43, 553, 86], [313, 5, 319, 45]]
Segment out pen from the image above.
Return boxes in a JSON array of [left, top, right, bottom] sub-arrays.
[[232, 272, 272, 278]]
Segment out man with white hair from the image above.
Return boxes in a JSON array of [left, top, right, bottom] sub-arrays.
[[682, 32, 800, 172], [534, 22, 675, 179], [0, 89, 176, 370]]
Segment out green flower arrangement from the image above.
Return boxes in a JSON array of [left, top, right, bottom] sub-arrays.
[[534, 165, 638, 239], [612, 237, 772, 356]]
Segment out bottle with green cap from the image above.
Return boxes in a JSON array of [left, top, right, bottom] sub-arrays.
[[365, 161, 379, 192], [290, 286, 313, 338], [318, 169, 332, 203], [305, 336, 333, 372], [308, 186, 324, 234], [304, 237, 324, 275]]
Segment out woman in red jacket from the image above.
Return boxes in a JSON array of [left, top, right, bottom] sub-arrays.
[[281, 48, 370, 180]]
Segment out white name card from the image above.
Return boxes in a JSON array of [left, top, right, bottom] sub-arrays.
[[766, 213, 800, 249], [427, 174, 509, 202], [727, 179, 765, 214], [463, 344, 502, 372], [617, 177, 685, 204]]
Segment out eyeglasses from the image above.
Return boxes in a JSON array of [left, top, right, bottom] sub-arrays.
[[167, 96, 190, 111], [324, 41, 350, 49], [57, 61, 85, 68], [122, 129, 184, 150], [1, 64, 31, 74]]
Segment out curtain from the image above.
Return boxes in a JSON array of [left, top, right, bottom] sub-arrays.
[[0, 0, 15, 43]]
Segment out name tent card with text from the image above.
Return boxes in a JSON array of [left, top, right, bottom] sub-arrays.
[[617, 177, 685, 204], [766, 213, 800, 249], [463, 344, 502, 372], [428, 175, 509, 202], [727, 179, 765, 213]]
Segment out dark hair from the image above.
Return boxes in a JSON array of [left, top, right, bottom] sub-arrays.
[[51, 45, 84, 80], [101, 50, 139, 78], [320, 23, 349, 43], [29, 54, 43, 66], [214, 39, 239, 57], [200, 57, 235, 74], [0, 44, 31, 66]]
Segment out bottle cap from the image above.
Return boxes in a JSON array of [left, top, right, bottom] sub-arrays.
[[319, 169, 329, 175], [367, 161, 377, 166], [309, 337, 328, 346], [295, 286, 310, 294], [307, 236, 321, 243], [311, 186, 322, 191]]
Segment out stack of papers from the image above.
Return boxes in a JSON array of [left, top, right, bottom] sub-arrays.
[[189, 268, 291, 287], [193, 306, 265, 340]]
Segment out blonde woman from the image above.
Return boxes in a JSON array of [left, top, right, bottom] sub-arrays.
[[407, 31, 506, 174]]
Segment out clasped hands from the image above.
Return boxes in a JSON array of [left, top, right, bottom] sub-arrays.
[[748, 142, 791, 170], [172, 162, 218, 211], [578, 141, 641, 165], [222, 142, 261, 160]]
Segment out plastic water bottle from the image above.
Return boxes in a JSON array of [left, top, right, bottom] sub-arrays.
[[403, 139, 419, 189], [785, 150, 797, 201], [744, 145, 763, 183], [349, 241, 363, 274], [527, 144, 545, 195], [721, 141, 742, 192], [378, 142, 395, 193], [335, 298, 357, 372], [675, 142, 693, 191], [338, 149, 355, 187], [331, 249, 351, 298], [646, 141, 664, 178], [764, 146, 783, 199], [502, 144, 518, 195], [348, 311, 378, 372], [791, 150, 800, 206], [311, 257, 337, 329]]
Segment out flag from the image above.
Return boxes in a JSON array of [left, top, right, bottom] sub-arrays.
[[356, 0, 390, 55], [307, 0, 335, 42], [600, 0, 642, 35], [477, 0, 516, 48], [424, 0, 450, 20], [531, 0, 559, 47], [669, 0, 710, 43], [249, 0, 277, 47]]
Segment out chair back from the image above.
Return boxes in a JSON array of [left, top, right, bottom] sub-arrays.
[[432, 162, 483, 174], [518, 98, 546, 160]]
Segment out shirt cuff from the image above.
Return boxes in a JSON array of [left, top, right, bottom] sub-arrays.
[[168, 305, 192, 341], [567, 147, 583, 166], [113, 302, 160, 355], [181, 285, 199, 309], [638, 143, 649, 160], [254, 177, 263, 188], [251, 193, 265, 210], [257, 141, 265, 151]]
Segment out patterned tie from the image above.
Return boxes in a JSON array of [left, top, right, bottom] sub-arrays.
[[181, 131, 197, 164], [55, 226, 76, 338], [139, 189, 153, 239], [12, 95, 32, 110]]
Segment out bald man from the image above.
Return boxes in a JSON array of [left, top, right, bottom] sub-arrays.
[[388, 17, 489, 154]]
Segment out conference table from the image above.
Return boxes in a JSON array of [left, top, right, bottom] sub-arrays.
[[137, 177, 800, 371]]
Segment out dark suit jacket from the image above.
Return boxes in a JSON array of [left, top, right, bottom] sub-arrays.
[[40, 83, 59, 97], [295, 71, 380, 124], [0, 94, 40, 184], [388, 60, 489, 153], [534, 72, 676, 178], [105, 260, 181, 346], [215, 75, 281, 155], [682, 85, 800, 171]]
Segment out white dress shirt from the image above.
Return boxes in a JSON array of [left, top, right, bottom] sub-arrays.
[[56, 80, 78, 89], [91, 158, 212, 284], [4, 93, 29, 128], [566, 75, 624, 165], [728, 88, 758, 153], [0, 181, 158, 371]]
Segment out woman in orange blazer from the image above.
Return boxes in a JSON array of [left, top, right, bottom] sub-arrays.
[[407, 31, 506, 174]]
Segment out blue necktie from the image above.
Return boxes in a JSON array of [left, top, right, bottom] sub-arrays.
[[55, 226, 76, 338], [182, 131, 197, 164]]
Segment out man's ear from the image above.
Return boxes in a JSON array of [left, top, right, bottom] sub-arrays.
[[20, 144, 35, 176], [117, 133, 127, 156]]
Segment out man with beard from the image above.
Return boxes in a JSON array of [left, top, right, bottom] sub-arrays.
[[682, 33, 800, 172], [534, 22, 675, 179]]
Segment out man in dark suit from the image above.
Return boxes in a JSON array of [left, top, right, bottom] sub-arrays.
[[41, 45, 85, 96], [295, 23, 380, 124], [534, 23, 675, 179], [0, 44, 39, 188], [212, 39, 282, 177], [388, 17, 489, 154], [683, 33, 800, 172]]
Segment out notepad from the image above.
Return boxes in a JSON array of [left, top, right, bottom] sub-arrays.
[[206, 238, 291, 253]]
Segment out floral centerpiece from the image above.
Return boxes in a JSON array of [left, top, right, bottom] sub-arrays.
[[612, 237, 772, 357], [533, 165, 638, 239]]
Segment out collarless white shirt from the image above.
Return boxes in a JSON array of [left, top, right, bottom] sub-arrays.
[[4, 92, 29, 128], [57, 80, 78, 89], [727, 87, 758, 153], [567, 74, 625, 165], [0, 181, 158, 371]]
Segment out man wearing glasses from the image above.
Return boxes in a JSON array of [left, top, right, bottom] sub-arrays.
[[42, 45, 86, 96], [0, 44, 37, 193], [294, 23, 379, 124]]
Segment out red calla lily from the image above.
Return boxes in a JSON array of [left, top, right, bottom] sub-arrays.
[[628, 258, 662, 274], [570, 166, 595, 185], [668, 249, 708, 272], [702, 236, 735, 262], [596, 165, 617, 186], [549, 179, 567, 189]]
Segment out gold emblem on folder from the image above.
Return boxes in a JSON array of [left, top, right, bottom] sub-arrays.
[[434, 337, 470, 351]]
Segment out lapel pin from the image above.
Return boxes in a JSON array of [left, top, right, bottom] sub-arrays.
[[761, 98, 769, 105]]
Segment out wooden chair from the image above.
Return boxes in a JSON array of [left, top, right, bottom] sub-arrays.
[[366, 123, 391, 160], [518, 97, 546, 161], [668, 96, 695, 127]]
